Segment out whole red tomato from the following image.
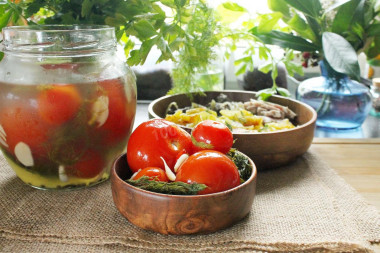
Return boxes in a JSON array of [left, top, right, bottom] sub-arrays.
[[38, 84, 81, 125], [0, 102, 50, 158], [66, 149, 104, 179], [175, 150, 240, 195], [95, 78, 135, 146], [127, 119, 193, 173], [131, 167, 169, 182], [191, 120, 233, 154]]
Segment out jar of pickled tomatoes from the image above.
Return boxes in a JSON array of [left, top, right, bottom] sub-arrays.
[[0, 25, 137, 190]]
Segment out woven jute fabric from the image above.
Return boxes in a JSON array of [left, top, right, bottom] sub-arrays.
[[0, 151, 379, 253]]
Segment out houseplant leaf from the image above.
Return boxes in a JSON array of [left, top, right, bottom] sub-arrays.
[[251, 27, 320, 52], [257, 12, 282, 33], [332, 0, 361, 34], [267, 0, 291, 20], [284, 0, 322, 18], [322, 32, 360, 80]]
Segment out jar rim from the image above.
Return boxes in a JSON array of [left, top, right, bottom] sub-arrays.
[[1, 25, 117, 57], [2, 25, 115, 33]]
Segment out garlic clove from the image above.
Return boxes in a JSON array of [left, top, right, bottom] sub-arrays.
[[174, 153, 189, 172], [58, 165, 68, 182], [88, 95, 109, 127], [14, 142, 34, 167], [160, 157, 176, 181]]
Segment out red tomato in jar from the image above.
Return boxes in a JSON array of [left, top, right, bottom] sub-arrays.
[[95, 78, 135, 146], [127, 119, 193, 173], [66, 149, 104, 179], [38, 84, 82, 125], [191, 120, 233, 154], [175, 150, 240, 195], [131, 167, 169, 182], [0, 102, 50, 158]]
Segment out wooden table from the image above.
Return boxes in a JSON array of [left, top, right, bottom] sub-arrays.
[[311, 138, 380, 252]]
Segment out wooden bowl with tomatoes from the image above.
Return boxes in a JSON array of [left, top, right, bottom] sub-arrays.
[[148, 90, 317, 170], [111, 119, 257, 235]]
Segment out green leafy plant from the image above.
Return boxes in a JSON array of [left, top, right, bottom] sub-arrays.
[[252, 0, 380, 79], [0, 0, 212, 68]]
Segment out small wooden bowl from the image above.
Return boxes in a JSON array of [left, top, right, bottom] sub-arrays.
[[111, 153, 257, 235], [148, 90, 317, 170]]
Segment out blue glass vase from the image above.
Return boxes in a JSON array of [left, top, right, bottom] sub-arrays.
[[296, 60, 372, 130]]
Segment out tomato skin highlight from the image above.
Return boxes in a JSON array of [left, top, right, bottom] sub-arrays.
[[38, 84, 81, 125], [132, 167, 169, 182], [127, 119, 193, 173], [175, 150, 240, 195], [191, 120, 233, 154]]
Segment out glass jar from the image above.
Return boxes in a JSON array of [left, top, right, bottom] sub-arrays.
[[370, 78, 380, 117], [0, 25, 137, 190], [297, 60, 372, 130]]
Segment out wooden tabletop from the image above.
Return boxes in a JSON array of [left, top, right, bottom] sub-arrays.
[[312, 138, 380, 252]]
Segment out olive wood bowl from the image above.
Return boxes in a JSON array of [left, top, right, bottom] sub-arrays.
[[148, 90, 317, 170], [111, 153, 257, 235]]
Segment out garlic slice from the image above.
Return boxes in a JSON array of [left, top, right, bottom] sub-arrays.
[[14, 142, 34, 167], [130, 169, 141, 180], [88, 95, 109, 127], [58, 165, 68, 182], [174, 153, 189, 172], [160, 157, 176, 181]]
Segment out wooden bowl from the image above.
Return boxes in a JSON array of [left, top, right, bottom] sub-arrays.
[[148, 90, 317, 170], [111, 153, 257, 235]]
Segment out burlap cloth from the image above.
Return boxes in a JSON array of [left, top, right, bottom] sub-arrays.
[[0, 151, 379, 253]]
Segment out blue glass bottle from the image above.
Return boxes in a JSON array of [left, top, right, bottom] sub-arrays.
[[297, 60, 372, 130]]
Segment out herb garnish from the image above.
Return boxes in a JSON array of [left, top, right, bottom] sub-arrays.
[[126, 176, 207, 195], [227, 149, 252, 182]]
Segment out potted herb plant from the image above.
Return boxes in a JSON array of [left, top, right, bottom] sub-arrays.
[[243, 0, 380, 129]]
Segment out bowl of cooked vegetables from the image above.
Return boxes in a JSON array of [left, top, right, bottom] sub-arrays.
[[111, 119, 257, 235], [148, 91, 317, 170]]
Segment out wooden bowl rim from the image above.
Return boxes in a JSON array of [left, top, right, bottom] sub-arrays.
[[147, 90, 317, 136], [111, 152, 257, 199]]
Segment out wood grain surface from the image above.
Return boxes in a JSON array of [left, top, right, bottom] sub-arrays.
[[311, 138, 380, 252]]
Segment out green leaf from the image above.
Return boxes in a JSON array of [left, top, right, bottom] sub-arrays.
[[322, 32, 360, 80], [324, 0, 351, 13], [257, 12, 282, 33], [277, 87, 291, 97], [332, 0, 361, 34], [251, 27, 320, 52], [0, 9, 13, 30], [139, 37, 158, 65], [287, 13, 316, 41], [127, 50, 141, 66], [368, 24, 380, 37], [258, 47, 269, 60], [217, 2, 247, 23], [284, 0, 322, 17], [81, 0, 93, 18], [259, 62, 272, 74], [284, 61, 303, 76], [267, 0, 291, 20], [222, 1, 247, 12], [160, 0, 176, 8], [235, 64, 247, 76], [256, 88, 276, 101], [0, 51, 4, 62], [133, 19, 157, 39], [305, 16, 321, 45]]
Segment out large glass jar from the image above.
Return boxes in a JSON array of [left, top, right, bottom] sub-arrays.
[[0, 25, 137, 190]]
